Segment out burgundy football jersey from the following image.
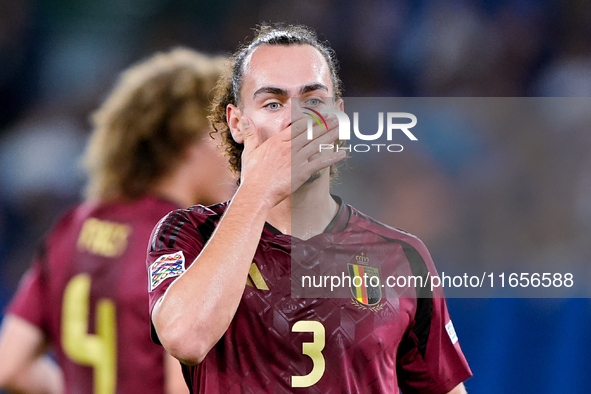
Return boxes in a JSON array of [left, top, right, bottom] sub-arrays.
[[8, 195, 180, 394], [148, 197, 472, 393]]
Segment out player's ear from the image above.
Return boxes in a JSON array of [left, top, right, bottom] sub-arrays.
[[227, 104, 244, 144], [335, 98, 344, 112]]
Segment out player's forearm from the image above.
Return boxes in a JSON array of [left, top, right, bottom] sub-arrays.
[[0, 315, 62, 394], [445, 382, 467, 394], [164, 351, 189, 394], [1, 356, 63, 394], [153, 184, 272, 365]]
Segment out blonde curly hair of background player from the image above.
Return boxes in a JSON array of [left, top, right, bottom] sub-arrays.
[[83, 48, 227, 202]]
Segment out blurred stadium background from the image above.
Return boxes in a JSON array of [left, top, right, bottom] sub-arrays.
[[1, 0, 590, 392]]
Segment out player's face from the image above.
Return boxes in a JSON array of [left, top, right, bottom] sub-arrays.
[[236, 44, 335, 142]]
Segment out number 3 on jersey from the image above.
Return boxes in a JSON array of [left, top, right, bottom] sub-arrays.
[[292, 320, 326, 388], [61, 274, 117, 394]]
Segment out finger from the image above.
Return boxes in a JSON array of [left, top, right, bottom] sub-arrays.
[[291, 115, 339, 151], [293, 124, 341, 162], [240, 117, 259, 156], [302, 149, 347, 176], [308, 142, 343, 162], [289, 113, 337, 140]]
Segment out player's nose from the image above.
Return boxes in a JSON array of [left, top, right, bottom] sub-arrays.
[[287, 97, 306, 128]]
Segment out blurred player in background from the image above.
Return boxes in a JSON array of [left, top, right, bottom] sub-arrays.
[[0, 48, 232, 394], [148, 24, 471, 393]]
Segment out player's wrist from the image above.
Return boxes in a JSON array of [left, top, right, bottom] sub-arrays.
[[232, 183, 277, 213]]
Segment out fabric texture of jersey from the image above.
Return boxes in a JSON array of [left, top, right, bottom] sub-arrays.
[[148, 197, 472, 393], [8, 195, 179, 394]]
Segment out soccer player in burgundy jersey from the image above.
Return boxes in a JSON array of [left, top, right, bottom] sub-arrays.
[[0, 49, 233, 394], [149, 25, 472, 393]]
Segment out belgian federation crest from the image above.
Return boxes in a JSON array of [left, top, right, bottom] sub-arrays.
[[348, 263, 382, 305]]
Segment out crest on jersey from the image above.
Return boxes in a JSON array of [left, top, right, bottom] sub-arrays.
[[149, 251, 185, 291], [348, 263, 382, 305]]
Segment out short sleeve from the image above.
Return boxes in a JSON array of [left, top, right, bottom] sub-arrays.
[[6, 250, 48, 331], [146, 209, 206, 317], [396, 237, 472, 394]]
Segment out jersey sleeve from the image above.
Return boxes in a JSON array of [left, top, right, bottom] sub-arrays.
[[396, 237, 472, 394], [146, 208, 213, 344], [5, 208, 77, 332], [6, 247, 48, 331], [146, 209, 206, 314]]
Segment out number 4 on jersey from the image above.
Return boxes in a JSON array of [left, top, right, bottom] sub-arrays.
[[62, 274, 117, 394]]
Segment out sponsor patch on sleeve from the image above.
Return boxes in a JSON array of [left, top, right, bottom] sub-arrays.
[[445, 320, 458, 345], [149, 251, 186, 291]]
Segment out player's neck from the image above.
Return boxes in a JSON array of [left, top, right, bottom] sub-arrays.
[[267, 173, 337, 240], [151, 169, 197, 209]]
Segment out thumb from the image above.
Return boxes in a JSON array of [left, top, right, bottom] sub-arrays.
[[241, 116, 259, 155]]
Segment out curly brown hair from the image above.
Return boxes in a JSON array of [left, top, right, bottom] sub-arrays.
[[208, 23, 343, 175], [83, 48, 226, 201]]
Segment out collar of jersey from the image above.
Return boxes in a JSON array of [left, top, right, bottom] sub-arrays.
[[262, 194, 350, 237]]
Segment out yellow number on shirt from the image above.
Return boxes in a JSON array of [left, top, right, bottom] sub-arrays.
[[291, 320, 326, 387], [61, 274, 117, 394]]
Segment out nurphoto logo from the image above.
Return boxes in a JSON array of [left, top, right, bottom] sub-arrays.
[[303, 107, 418, 153]]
